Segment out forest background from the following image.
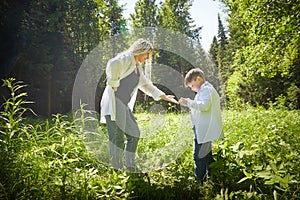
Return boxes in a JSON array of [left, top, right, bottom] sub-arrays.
[[1, 0, 300, 199], [1, 0, 299, 117]]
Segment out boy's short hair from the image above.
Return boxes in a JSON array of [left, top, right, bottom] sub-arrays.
[[184, 68, 205, 87]]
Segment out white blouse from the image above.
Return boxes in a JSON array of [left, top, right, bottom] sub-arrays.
[[100, 52, 165, 123], [187, 81, 223, 143]]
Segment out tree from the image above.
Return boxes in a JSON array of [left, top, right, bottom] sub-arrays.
[[209, 36, 218, 65], [131, 0, 158, 28], [216, 14, 229, 81], [158, 0, 201, 40], [157, 0, 203, 74], [0, 0, 31, 81], [215, 14, 229, 105], [1, 0, 114, 116], [208, 36, 223, 102], [220, 0, 300, 108]]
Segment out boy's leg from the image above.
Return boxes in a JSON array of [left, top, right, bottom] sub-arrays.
[[205, 150, 215, 178], [193, 128, 214, 181], [105, 115, 124, 170], [194, 141, 214, 181], [194, 140, 207, 181]]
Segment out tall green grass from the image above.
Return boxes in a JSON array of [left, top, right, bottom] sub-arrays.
[[212, 108, 300, 199], [0, 78, 299, 199]]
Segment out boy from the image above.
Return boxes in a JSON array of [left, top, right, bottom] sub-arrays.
[[179, 68, 223, 182]]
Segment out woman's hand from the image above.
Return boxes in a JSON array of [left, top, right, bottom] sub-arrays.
[[160, 95, 179, 104], [112, 87, 118, 91]]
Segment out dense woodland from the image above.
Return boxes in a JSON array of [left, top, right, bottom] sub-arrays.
[[1, 0, 299, 117], [1, 1, 300, 199]]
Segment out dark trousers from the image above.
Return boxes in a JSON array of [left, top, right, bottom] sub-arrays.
[[193, 127, 215, 181]]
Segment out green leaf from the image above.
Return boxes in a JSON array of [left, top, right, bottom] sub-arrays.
[[256, 171, 272, 179], [243, 170, 253, 178], [269, 162, 277, 173], [253, 165, 263, 171], [238, 177, 249, 183], [113, 185, 123, 190]]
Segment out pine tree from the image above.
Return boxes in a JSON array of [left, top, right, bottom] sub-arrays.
[[214, 14, 229, 105], [216, 14, 228, 82], [157, 0, 203, 73], [131, 0, 158, 28], [209, 36, 218, 66]]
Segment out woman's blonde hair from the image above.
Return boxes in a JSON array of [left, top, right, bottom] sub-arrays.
[[128, 38, 153, 56]]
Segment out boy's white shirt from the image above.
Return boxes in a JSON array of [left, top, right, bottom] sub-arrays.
[[100, 52, 165, 123], [187, 81, 223, 144]]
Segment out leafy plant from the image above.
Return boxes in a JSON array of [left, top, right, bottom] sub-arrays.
[[0, 78, 299, 199]]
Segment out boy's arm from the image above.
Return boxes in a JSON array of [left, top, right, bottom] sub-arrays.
[[180, 89, 212, 111]]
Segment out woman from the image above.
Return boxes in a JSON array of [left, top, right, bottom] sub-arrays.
[[101, 38, 178, 172]]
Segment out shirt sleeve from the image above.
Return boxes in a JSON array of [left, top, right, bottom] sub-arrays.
[[106, 59, 123, 88], [187, 87, 212, 111], [138, 66, 165, 100], [140, 84, 165, 100]]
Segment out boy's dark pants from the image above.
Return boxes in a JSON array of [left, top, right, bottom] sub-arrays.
[[193, 127, 215, 181]]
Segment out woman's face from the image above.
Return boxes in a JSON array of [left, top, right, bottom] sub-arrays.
[[135, 50, 152, 64]]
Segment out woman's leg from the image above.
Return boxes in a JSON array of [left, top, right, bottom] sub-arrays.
[[105, 115, 124, 170], [124, 109, 140, 171]]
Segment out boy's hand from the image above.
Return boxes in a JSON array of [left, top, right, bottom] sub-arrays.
[[179, 97, 188, 106]]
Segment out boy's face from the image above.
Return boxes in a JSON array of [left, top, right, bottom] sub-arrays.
[[187, 76, 203, 92]]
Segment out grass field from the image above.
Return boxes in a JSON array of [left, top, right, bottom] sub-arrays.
[[1, 79, 299, 199]]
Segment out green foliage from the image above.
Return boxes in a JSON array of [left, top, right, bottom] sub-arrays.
[[212, 107, 300, 199], [130, 0, 219, 111], [225, 71, 245, 108], [209, 36, 218, 64], [158, 0, 199, 38], [287, 83, 300, 109], [0, 78, 34, 149], [1, 0, 121, 117], [1, 79, 299, 199], [218, 0, 300, 108], [0, 78, 34, 199], [131, 0, 158, 28], [157, 0, 202, 65], [211, 14, 229, 106]]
